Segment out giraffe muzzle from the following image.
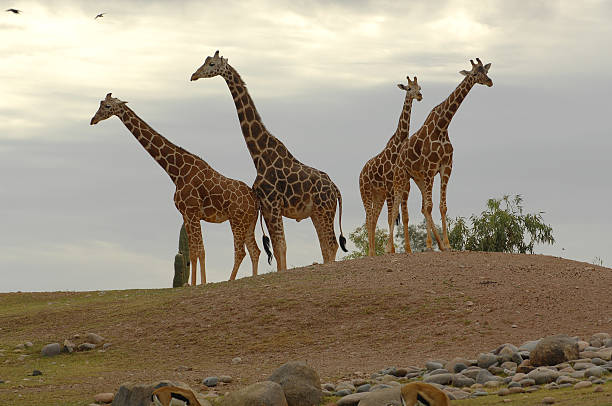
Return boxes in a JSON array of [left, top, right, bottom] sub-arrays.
[[190, 73, 199, 81]]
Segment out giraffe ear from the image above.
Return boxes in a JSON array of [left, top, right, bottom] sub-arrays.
[[397, 83, 407, 90], [459, 70, 469, 76], [484, 63, 491, 72], [118, 100, 128, 105]]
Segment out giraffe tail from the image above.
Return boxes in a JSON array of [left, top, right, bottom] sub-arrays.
[[395, 211, 401, 226], [336, 186, 348, 252], [259, 209, 273, 265]]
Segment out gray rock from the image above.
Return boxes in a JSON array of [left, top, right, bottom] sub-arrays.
[[41, 343, 61, 357], [32, 370, 42, 376], [86, 333, 104, 345], [508, 381, 521, 388], [425, 361, 443, 371], [475, 370, 500, 384], [488, 366, 505, 375], [369, 384, 393, 392], [460, 367, 484, 380], [499, 346, 516, 363], [322, 383, 335, 392], [573, 362, 595, 370], [111, 381, 210, 406], [232, 357, 242, 364], [337, 392, 369, 406], [392, 368, 408, 377], [477, 353, 498, 369], [527, 368, 560, 384], [519, 340, 541, 353], [219, 381, 287, 406], [604, 338, 612, 348], [556, 376, 578, 385], [268, 361, 321, 406], [574, 380, 593, 389], [445, 357, 470, 374], [570, 371, 586, 379], [357, 387, 401, 406], [592, 358, 606, 366], [334, 389, 353, 397], [519, 378, 536, 387], [585, 366, 605, 378], [24, 342, 33, 348], [427, 368, 451, 376], [452, 374, 475, 388], [589, 333, 611, 348], [203, 376, 219, 387], [473, 390, 489, 396], [494, 343, 519, 354], [335, 381, 356, 392], [103, 343, 112, 350], [423, 373, 453, 385], [220, 375, 233, 383], [78, 343, 96, 351], [62, 339, 75, 353], [531, 335, 579, 367], [352, 378, 368, 387], [356, 384, 371, 393], [501, 361, 518, 370]]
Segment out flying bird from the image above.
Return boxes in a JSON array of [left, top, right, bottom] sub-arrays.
[[94, 12, 106, 19], [6, 8, 21, 14]]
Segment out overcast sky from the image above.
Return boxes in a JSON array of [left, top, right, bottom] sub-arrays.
[[1, 0, 611, 292]]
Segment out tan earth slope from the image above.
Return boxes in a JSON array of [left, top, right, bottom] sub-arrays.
[[1, 251, 611, 403]]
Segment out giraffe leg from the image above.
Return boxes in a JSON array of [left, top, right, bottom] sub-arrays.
[[401, 188, 411, 253], [367, 195, 385, 256], [439, 166, 452, 250], [245, 230, 260, 277], [421, 178, 444, 251], [388, 167, 407, 253], [262, 206, 287, 271], [228, 219, 246, 281], [244, 209, 260, 276], [385, 196, 396, 254], [311, 209, 338, 263], [183, 214, 205, 285]]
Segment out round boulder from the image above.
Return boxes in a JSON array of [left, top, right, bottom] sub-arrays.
[[268, 361, 321, 406], [530, 335, 579, 367], [219, 381, 287, 406]]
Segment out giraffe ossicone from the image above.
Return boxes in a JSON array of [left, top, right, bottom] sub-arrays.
[[359, 74, 422, 256], [389, 58, 492, 253], [191, 51, 348, 271], [90, 92, 261, 285]]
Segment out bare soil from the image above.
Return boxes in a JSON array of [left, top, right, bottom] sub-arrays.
[[1, 251, 611, 403]]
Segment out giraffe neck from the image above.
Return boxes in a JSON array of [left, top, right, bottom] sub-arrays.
[[221, 64, 294, 171], [386, 96, 414, 153], [118, 106, 190, 183], [434, 75, 476, 131]]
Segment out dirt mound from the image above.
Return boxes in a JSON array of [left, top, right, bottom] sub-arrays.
[[1, 251, 611, 399]]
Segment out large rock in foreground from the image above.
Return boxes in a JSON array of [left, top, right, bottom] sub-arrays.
[[268, 361, 322, 406], [530, 335, 579, 367], [219, 381, 288, 406], [111, 380, 210, 406], [357, 387, 401, 406]]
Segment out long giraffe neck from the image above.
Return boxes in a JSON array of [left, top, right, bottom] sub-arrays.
[[432, 75, 476, 131], [118, 106, 193, 184], [386, 95, 414, 154], [221, 64, 294, 171]]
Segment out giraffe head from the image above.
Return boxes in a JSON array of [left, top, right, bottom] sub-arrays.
[[90, 93, 128, 125], [190, 50, 229, 81], [459, 58, 493, 87], [397, 75, 423, 102]]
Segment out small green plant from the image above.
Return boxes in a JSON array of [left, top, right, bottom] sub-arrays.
[[447, 194, 554, 253], [344, 223, 390, 259], [172, 223, 190, 287]]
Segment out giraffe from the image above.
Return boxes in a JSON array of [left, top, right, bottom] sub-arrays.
[[190, 51, 347, 271], [90, 93, 261, 284], [359, 75, 422, 256], [389, 58, 492, 252]]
